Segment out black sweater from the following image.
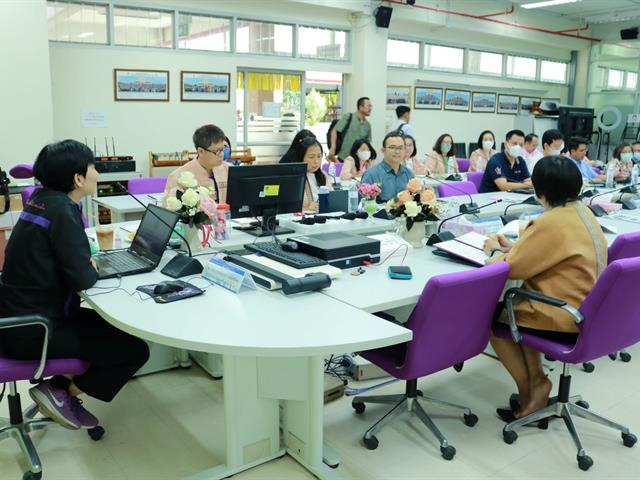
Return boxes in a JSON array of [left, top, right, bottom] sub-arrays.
[[0, 188, 97, 334]]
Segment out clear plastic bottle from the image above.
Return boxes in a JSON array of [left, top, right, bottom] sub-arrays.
[[214, 203, 231, 240], [632, 164, 639, 187], [606, 162, 616, 189], [476, 156, 485, 172], [348, 182, 359, 213], [447, 158, 455, 175], [328, 162, 336, 179]]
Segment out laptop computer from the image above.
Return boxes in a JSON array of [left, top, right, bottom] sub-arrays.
[[94, 204, 180, 279]]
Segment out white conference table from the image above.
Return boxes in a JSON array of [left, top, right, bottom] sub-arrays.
[[93, 193, 164, 222]]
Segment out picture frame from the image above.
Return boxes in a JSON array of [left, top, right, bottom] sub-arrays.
[[444, 89, 470, 112], [471, 92, 496, 113], [113, 69, 169, 102], [414, 87, 443, 110], [386, 85, 411, 108], [519, 96, 541, 113], [497, 94, 520, 115], [181, 71, 231, 102]]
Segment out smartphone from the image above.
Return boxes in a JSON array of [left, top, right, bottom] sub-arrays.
[[387, 265, 413, 280]]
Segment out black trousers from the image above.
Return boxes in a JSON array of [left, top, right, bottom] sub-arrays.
[[1, 308, 149, 402]]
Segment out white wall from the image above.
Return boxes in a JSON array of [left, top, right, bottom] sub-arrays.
[[0, 0, 54, 172]]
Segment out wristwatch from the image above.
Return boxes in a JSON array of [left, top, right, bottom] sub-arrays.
[[489, 248, 502, 257]]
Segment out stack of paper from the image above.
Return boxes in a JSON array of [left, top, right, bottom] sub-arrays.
[[433, 232, 489, 266]]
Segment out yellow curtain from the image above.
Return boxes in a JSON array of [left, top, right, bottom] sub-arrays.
[[237, 72, 300, 91]]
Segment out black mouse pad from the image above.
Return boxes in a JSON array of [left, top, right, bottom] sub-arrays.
[[136, 280, 204, 304]]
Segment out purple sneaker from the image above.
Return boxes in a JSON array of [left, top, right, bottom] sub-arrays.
[[70, 397, 99, 428], [29, 380, 80, 430]]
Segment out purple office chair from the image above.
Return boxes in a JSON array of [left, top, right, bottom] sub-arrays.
[[127, 177, 167, 195], [321, 162, 343, 178], [0, 315, 104, 480], [352, 262, 510, 460], [457, 158, 470, 172], [437, 181, 478, 198], [21, 186, 88, 229], [9, 164, 34, 180], [467, 171, 484, 191], [495, 258, 640, 471]]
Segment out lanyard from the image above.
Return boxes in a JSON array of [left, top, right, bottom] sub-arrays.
[[209, 174, 220, 202]]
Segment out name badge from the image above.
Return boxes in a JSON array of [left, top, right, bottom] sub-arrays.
[[203, 255, 257, 293]]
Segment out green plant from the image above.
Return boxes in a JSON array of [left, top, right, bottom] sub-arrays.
[[305, 88, 328, 126]]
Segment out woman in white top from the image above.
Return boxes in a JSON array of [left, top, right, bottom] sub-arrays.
[[425, 133, 459, 175], [340, 139, 377, 181], [294, 137, 332, 211], [469, 130, 497, 172]]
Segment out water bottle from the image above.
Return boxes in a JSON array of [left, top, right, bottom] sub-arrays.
[[318, 185, 330, 213], [328, 162, 336, 180], [606, 162, 616, 189], [476, 156, 485, 172], [348, 182, 359, 213], [632, 164, 639, 187], [447, 158, 455, 174]]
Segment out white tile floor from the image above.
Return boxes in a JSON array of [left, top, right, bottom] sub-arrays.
[[2, 344, 640, 479]]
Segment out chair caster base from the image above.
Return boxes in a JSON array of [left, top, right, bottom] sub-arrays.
[[582, 362, 595, 373], [622, 432, 637, 447], [577, 455, 593, 471], [440, 445, 456, 460], [23, 471, 42, 480], [503, 429, 518, 444], [352, 400, 365, 414], [620, 352, 632, 362], [576, 400, 589, 409], [464, 413, 478, 427], [363, 435, 378, 450], [88, 425, 105, 441]]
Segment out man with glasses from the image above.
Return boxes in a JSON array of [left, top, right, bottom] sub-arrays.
[[361, 132, 414, 202], [165, 124, 229, 203]]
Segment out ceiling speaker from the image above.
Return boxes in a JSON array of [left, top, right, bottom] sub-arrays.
[[374, 6, 393, 28], [620, 27, 639, 40]]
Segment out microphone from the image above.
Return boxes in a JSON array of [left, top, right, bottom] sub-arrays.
[[114, 183, 204, 278], [425, 174, 478, 214], [501, 196, 541, 225], [426, 199, 503, 246], [587, 182, 640, 216]]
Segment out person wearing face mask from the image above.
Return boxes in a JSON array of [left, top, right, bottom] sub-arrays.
[[567, 137, 606, 184], [222, 136, 239, 166], [469, 130, 497, 172], [479, 129, 532, 193], [340, 139, 377, 181], [609, 143, 633, 182], [425, 133, 458, 175], [529, 129, 564, 174], [0, 140, 149, 431], [362, 132, 415, 202], [292, 137, 332, 211], [632, 141, 640, 164], [522, 133, 543, 173]]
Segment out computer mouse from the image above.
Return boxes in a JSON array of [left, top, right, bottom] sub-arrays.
[[281, 240, 299, 252], [153, 281, 184, 295]]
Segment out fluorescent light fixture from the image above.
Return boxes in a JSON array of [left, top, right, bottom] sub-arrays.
[[77, 32, 95, 38], [521, 0, 581, 9]]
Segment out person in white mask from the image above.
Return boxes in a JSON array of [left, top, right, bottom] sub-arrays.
[[522, 133, 543, 172], [479, 129, 532, 193], [340, 138, 377, 181], [633, 141, 640, 164], [469, 130, 497, 172], [425, 133, 459, 175], [528, 129, 564, 175]]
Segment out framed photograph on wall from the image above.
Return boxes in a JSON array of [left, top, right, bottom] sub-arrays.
[[113, 69, 169, 101], [471, 92, 496, 113], [414, 87, 442, 110], [386, 85, 411, 108], [444, 89, 470, 112], [497, 94, 520, 114], [181, 71, 231, 102], [520, 96, 541, 113]]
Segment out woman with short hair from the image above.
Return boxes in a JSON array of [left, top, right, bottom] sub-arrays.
[[425, 133, 459, 175]]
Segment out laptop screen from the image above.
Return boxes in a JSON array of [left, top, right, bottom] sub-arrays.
[[130, 204, 180, 265]]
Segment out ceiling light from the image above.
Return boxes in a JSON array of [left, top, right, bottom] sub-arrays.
[[521, 0, 582, 9]]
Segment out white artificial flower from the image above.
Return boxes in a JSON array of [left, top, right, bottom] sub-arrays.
[[165, 196, 182, 211], [181, 188, 199, 207], [177, 171, 198, 189], [404, 200, 420, 218], [197, 185, 213, 199]]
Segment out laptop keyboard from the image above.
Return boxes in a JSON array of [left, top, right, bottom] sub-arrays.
[[97, 250, 150, 271], [244, 242, 327, 269]]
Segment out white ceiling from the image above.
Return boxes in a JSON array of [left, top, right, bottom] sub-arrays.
[[513, 0, 640, 24]]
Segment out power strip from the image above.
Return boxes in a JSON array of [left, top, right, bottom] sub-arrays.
[[349, 354, 390, 381]]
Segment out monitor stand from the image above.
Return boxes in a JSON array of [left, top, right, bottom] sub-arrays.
[[240, 209, 295, 238]]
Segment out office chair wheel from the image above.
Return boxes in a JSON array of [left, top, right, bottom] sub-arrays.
[[608, 352, 618, 361], [416, 389, 424, 396], [440, 445, 456, 460], [576, 400, 590, 409], [503, 430, 518, 445], [363, 435, 378, 450], [577, 454, 593, 471], [23, 472, 42, 480], [620, 351, 632, 362], [352, 400, 365, 414], [582, 362, 595, 373], [464, 413, 478, 427], [88, 426, 105, 441], [622, 432, 637, 447]]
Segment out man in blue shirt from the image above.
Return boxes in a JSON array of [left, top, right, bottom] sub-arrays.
[[479, 129, 532, 193], [362, 131, 414, 201], [567, 137, 605, 183]]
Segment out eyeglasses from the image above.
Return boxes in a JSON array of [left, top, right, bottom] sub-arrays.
[[385, 145, 405, 151], [200, 146, 225, 157]]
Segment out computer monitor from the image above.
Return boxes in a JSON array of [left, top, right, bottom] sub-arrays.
[[227, 163, 307, 237], [558, 106, 594, 141]]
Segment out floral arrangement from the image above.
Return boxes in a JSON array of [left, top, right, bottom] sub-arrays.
[[386, 178, 441, 231], [358, 182, 382, 200], [165, 171, 217, 228]]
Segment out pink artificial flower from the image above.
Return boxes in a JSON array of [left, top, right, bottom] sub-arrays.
[[200, 196, 217, 217]]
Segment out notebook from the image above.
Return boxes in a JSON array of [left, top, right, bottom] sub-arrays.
[[433, 232, 489, 267]]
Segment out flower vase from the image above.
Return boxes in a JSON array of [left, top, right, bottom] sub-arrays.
[[400, 220, 426, 248], [363, 199, 378, 215], [183, 224, 203, 252]]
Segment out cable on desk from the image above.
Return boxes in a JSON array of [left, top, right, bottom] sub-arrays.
[[85, 276, 153, 301], [362, 244, 409, 268]]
